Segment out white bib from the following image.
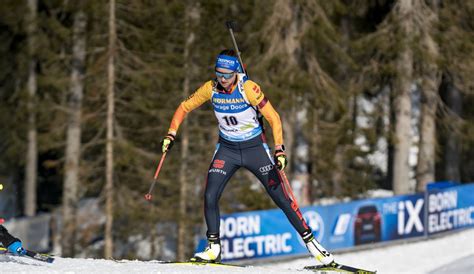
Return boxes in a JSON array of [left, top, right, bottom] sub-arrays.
[[211, 74, 262, 141]]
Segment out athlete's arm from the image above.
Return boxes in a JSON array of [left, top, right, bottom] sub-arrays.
[[259, 102, 284, 147], [168, 81, 213, 135], [243, 81, 284, 146]]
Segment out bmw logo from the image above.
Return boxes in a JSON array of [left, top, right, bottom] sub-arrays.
[[303, 210, 324, 242]]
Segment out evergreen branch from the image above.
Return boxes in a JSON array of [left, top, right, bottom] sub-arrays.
[[81, 124, 107, 153]]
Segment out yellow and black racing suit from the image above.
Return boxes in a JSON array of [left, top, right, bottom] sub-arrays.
[[168, 74, 311, 238]]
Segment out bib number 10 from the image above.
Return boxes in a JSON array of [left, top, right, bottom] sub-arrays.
[[223, 116, 238, 126]]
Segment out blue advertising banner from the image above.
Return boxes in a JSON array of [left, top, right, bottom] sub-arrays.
[[195, 183, 473, 262], [427, 184, 474, 235], [378, 194, 426, 241], [196, 208, 307, 260], [302, 193, 426, 250]]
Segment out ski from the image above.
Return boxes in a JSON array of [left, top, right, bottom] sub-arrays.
[[156, 260, 245, 268], [304, 262, 376, 274], [0, 247, 55, 263]]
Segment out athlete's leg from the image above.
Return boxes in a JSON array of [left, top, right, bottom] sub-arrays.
[[203, 144, 240, 236], [242, 144, 309, 234], [193, 144, 240, 262], [242, 143, 334, 265]]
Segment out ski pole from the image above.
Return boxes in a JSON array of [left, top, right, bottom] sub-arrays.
[[225, 20, 247, 75], [278, 169, 301, 210], [144, 152, 167, 201], [279, 169, 315, 233]]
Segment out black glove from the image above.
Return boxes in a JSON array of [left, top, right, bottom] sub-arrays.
[[160, 134, 175, 153]]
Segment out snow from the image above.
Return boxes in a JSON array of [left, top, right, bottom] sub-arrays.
[[315, 189, 394, 206], [1, 228, 473, 274], [274, 228, 474, 274]]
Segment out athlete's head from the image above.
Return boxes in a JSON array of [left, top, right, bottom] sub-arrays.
[[215, 49, 239, 90]]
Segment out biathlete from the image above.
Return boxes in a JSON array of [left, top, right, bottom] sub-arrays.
[[161, 49, 334, 265]]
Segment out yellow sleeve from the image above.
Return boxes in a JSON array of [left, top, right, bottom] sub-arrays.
[[168, 81, 213, 135], [243, 80, 284, 146], [181, 81, 213, 112], [243, 80, 265, 106], [259, 101, 284, 146]]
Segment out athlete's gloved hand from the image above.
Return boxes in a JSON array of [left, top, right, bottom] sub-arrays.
[[160, 134, 175, 153], [274, 149, 288, 170], [7, 241, 26, 255]]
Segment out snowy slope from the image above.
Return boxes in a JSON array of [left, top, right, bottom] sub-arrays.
[[1, 228, 473, 274], [274, 228, 474, 274]]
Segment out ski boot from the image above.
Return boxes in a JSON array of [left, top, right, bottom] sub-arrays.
[[190, 234, 221, 263], [303, 231, 334, 266]]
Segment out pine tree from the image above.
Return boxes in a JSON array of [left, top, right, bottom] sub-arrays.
[[104, 0, 116, 259], [352, 0, 446, 194], [176, 0, 200, 262], [0, 2, 30, 216], [24, 0, 38, 217], [62, 1, 88, 257], [436, 1, 474, 183], [415, 1, 440, 192], [254, 0, 351, 200]]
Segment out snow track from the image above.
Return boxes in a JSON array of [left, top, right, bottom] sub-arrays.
[[1, 228, 473, 274]]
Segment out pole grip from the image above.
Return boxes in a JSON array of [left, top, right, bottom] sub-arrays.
[[226, 21, 235, 30]]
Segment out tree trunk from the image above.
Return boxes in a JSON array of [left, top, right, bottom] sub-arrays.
[[104, 0, 116, 259], [177, 116, 189, 261], [416, 11, 440, 192], [332, 147, 344, 196], [416, 75, 438, 192], [440, 73, 462, 181], [309, 107, 320, 203], [386, 86, 396, 190], [24, 0, 38, 217], [295, 100, 310, 206], [283, 100, 295, 185], [177, 2, 199, 261], [61, 8, 87, 257], [331, 14, 352, 198], [392, 0, 414, 195]]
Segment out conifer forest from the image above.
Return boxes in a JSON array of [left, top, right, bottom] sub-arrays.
[[0, 0, 473, 260]]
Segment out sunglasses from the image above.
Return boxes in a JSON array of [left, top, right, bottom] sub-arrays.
[[215, 71, 235, 79]]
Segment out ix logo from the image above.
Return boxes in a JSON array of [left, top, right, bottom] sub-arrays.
[[397, 199, 424, 235]]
